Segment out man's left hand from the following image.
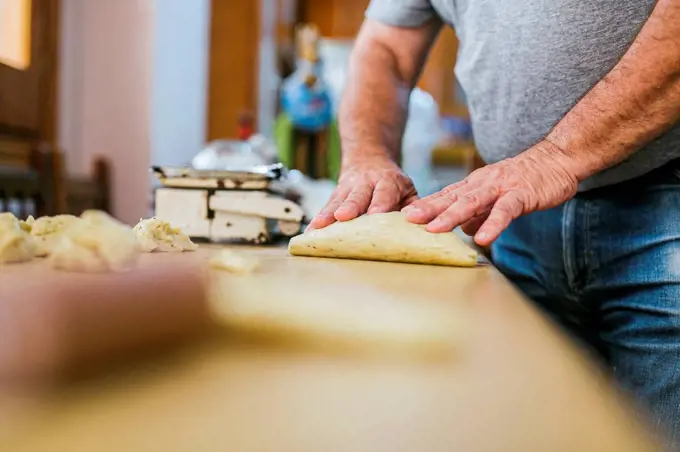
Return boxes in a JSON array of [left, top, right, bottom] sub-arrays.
[[402, 140, 580, 246]]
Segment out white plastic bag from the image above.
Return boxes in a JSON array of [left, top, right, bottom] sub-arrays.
[[319, 39, 354, 114], [402, 88, 442, 197], [274, 170, 336, 221], [191, 140, 267, 170]]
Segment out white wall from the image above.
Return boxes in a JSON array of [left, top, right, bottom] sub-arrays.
[[257, 0, 278, 139], [58, 0, 212, 224], [58, 0, 85, 176], [150, 0, 210, 167], [58, 0, 155, 225]]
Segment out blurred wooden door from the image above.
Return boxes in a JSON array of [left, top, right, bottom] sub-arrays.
[[0, 0, 59, 145], [207, 0, 302, 140], [0, 0, 61, 216]]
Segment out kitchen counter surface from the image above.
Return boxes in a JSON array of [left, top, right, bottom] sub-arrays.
[[0, 245, 662, 451]]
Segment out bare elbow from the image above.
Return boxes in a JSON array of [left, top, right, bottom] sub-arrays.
[[350, 18, 442, 88]]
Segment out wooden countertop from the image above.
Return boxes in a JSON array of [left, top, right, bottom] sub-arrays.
[[0, 245, 662, 451]]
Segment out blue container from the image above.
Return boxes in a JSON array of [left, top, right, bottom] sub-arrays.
[[281, 61, 333, 132]]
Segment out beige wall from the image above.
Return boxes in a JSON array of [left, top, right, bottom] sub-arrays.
[[58, 0, 154, 224]]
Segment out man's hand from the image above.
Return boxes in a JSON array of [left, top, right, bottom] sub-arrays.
[[403, 140, 579, 246], [307, 157, 418, 231]]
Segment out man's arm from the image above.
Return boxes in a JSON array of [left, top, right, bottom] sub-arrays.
[[306, 18, 441, 230], [339, 18, 442, 168], [546, 0, 680, 181], [404, 0, 680, 244]]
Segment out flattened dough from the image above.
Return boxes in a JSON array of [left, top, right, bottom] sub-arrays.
[[0, 213, 36, 264], [29, 214, 81, 257], [133, 217, 198, 252], [289, 212, 478, 267], [50, 210, 139, 273]]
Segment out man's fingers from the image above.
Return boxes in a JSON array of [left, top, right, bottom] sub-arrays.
[[401, 193, 420, 209], [474, 192, 524, 246], [404, 181, 477, 224], [426, 186, 499, 233], [306, 214, 335, 232], [306, 190, 349, 231], [367, 178, 401, 214], [461, 209, 491, 236], [419, 179, 469, 201], [335, 184, 374, 221], [402, 182, 457, 216]]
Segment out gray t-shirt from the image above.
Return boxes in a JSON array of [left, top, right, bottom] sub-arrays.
[[366, 0, 680, 190]]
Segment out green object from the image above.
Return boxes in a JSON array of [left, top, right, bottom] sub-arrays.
[[327, 118, 341, 182], [274, 112, 341, 182], [274, 113, 295, 169]]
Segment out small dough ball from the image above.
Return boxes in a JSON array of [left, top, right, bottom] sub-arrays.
[[50, 210, 139, 273], [0, 213, 36, 264], [210, 249, 259, 274], [29, 214, 81, 257], [133, 217, 198, 253]]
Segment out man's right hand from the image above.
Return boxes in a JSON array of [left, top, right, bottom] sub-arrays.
[[307, 157, 418, 231]]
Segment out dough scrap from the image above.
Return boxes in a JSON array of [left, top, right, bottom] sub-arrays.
[[50, 210, 139, 273], [210, 249, 259, 274], [20, 215, 34, 232], [29, 214, 81, 257], [0, 213, 36, 264], [289, 211, 478, 267], [133, 217, 198, 253]]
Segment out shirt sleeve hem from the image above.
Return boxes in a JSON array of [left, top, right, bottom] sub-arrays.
[[365, 2, 436, 28]]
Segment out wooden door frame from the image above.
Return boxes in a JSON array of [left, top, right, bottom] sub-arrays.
[[0, 0, 60, 145], [206, 0, 260, 140], [35, 0, 61, 146], [206, 0, 304, 140]]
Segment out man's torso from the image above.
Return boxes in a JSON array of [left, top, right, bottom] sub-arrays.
[[367, 0, 680, 190]]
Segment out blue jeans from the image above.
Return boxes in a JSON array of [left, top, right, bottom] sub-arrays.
[[492, 162, 680, 449]]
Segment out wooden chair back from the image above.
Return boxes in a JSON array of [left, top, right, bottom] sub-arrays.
[[62, 157, 111, 216], [0, 139, 57, 218], [1, 139, 112, 219]]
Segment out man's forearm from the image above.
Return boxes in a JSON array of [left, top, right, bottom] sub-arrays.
[[545, 0, 680, 181], [339, 41, 410, 167], [338, 19, 442, 169]]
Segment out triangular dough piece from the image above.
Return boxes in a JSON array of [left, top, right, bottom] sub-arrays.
[[289, 211, 478, 267]]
